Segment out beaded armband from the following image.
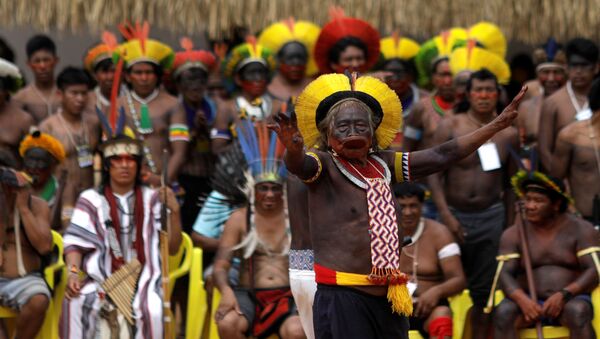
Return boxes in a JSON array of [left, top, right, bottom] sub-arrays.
[[303, 152, 322, 183]]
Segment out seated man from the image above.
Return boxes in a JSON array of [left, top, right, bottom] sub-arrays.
[[493, 170, 600, 339], [213, 120, 305, 339], [19, 129, 66, 230], [0, 151, 53, 339], [396, 182, 466, 339], [62, 130, 182, 339]]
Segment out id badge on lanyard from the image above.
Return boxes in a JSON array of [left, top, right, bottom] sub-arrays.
[[77, 145, 93, 168]]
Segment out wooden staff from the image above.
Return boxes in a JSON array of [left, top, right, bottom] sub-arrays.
[[160, 150, 174, 339], [515, 201, 544, 339]]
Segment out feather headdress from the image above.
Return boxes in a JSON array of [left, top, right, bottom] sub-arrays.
[[116, 21, 174, 70], [172, 37, 217, 79], [221, 36, 276, 80]]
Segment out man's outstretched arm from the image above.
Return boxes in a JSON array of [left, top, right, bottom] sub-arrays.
[[408, 86, 527, 180]]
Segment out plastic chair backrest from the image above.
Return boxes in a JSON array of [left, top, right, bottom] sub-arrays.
[[167, 232, 193, 297], [448, 290, 473, 339], [185, 247, 207, 339]]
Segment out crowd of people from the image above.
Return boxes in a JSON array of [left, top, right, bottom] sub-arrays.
[[0, 6, 598, 339]]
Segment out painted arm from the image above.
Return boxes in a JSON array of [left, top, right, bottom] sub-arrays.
[[167, 108, 188, 183], [402, 102, 425, 152], [211, 103, 234, 154], [268, 111, 320, 180], [19, 190, 52, 255], [409, 86, 527, 180]]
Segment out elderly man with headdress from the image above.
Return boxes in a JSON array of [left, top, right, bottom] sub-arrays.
[[0, 58, 34, 164], [0, 150, 53, 339], [516, 39, 567, 164], [19, 129, 66, 229], [213, 118, 305, 339], [211, 37, 282, 154], [490, 169, 599, 339], [259, 18, 320, 101], [269, 71, 526, 338], [379, 33, 428, 150], [116, 22, 187, 186], [62, 113, 182, 338]]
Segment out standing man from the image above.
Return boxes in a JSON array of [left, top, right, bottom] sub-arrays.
[[313, 7, 380, 75], [84, 39, 118, 114], [13, 35, 61, 123], [211, 38, 280, 153], [0, 58, 34, 163], [379, 33, 428, 150], [538, 38, 599, 171], [516, 40, 567, 161], [492, 170, 599, 339], [259, 18, 321, 101], [427, 69, 518, 339], [62, 129, 182, 339], [269, 72, 526, 338], [0, 153, 53, 339], [116, 23, 186, 185], [552, 79, 600, 226], [40, 67, 100, 231]]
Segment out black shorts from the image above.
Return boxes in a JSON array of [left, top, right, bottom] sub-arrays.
[[408, 299, 450, 338], [313, 284, 409, 339]]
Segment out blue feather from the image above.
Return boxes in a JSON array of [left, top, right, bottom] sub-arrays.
[[116, 107, 126, 136], [95, 106, 112, 137]]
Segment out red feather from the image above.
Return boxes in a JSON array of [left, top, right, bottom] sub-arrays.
[[213, 42, 228, 61], [283, 17, 295, 34], [246, 36, 258, 55], [180, 37, 194, 52], [392, 29, 401, 48], [109, 55, 124, 133], [118, 21, 135, 41], [329, 5, 345, 21], [102, 31, 118, 51]]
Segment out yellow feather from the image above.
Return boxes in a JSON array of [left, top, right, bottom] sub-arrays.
[[449, 46, 511, 84], [468, 21, 507, 58], [380, 36, 420, 61]]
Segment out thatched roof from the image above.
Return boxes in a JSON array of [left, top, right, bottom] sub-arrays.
[[2, 0, 600, 44]]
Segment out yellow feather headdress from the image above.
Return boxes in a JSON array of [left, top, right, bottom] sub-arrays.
[[116, 21, 174, 70], [380, 32, 420, 61], [467, 21, 507, 58], [258, 18, 321, 76], [295, 73, 402, 150], [449, 41, 511, 84]]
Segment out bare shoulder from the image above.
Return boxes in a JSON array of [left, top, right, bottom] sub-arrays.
[[12, 86, 30, 102], [7, 101, 34, 126], [38, 114, 58, 131], [424, 218, 455, 248], [226, 207, 248, 233], [557, 120, 585, 141], [570, 215, 598, 239], [500, 224, 519, 244]]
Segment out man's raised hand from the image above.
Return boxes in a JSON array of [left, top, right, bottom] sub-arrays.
[[494, 86, 528, 129], [268, 111, 304, 153]]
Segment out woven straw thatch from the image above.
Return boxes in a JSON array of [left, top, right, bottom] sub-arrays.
[[1, 0, 599, 44]]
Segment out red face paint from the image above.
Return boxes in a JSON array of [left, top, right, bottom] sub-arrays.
[[240, 80, 267, 98], [279, 63, 306, 82]]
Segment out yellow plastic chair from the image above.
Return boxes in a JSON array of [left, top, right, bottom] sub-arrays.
[[408, 330, 425, 339], [0, 230, 66, 339], [185, 247, 208, 339], [491, 287, 600, 339], [448, 290, 473, 339], [167, 232, 193, 298], [207, 288, 221, 339]]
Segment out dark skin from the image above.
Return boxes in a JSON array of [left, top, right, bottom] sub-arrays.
[[330, 45, 365, 73], [212, 182, 305, 339], [268, 42, 312, 101], [538, 54, 599, 171], [552, 112, 600, 217], [287, 175, 311, 250], [494, 191, 599, 339], [0, 184, 52, 339], [398, 195, 466, 331], [268, 86, 527, 297], [428, 79, 519, 244], [0, 87, 34, 164], [212, 62, 281, 154], [403, 60, 454, 152]]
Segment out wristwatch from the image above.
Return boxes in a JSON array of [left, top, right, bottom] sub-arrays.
[[560, 288, 573, 302]]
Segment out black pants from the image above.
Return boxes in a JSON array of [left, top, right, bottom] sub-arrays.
[[313, 284, 409, 339]]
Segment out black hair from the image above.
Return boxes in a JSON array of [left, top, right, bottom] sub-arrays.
[[383, 58, 418, 79], [0, 76, 19, 95], [455, 69, 501, 113], [0, 37, 15, 62], [328, 36, 367, 64], [589, 78, 600, 111], [175, 66, 209, 85], [26, 34, 56, 59], [126, 62, 163, 87], [277, 41, 308, 61], [565, 38, 599, 64], [430, 56, 449, 75], [0, 149, 17, 168], [523, 175, 569, 213], [93, 58, 114, 73], [56, 66, 92, 91], [393, 182, 425, 202], [99, 137, 144, 188]]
